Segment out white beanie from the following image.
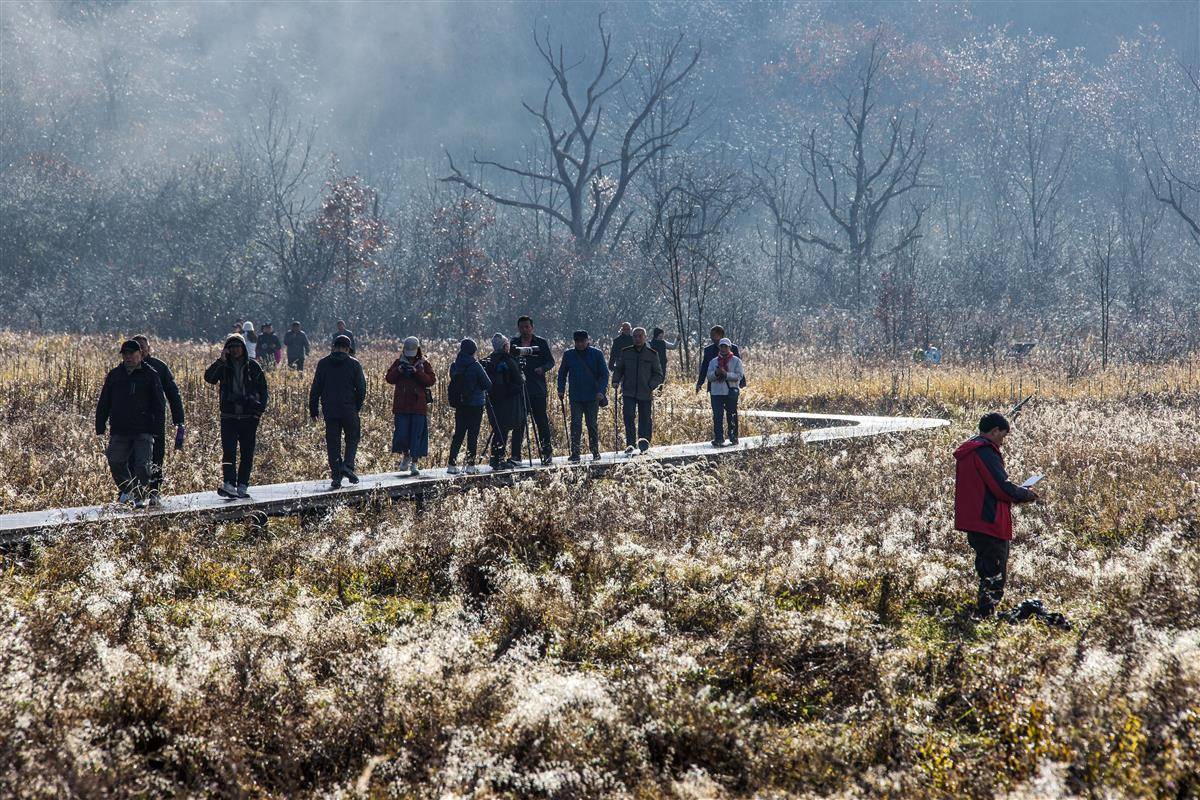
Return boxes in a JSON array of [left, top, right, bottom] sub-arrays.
[[491, 333, 509, 353], [242, 321, 255, 333]]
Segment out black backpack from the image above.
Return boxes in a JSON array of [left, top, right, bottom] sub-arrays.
[[447, 362, 468, 408]]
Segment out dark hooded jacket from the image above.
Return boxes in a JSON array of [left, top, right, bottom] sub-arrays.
[[449, 344, 492, 408], [511, 333, 554, 398], [143, 355, 184, 427], [483, 351, 525, 429], [96, 363, 166, 436], [204, 342, 269, 419], [309, 350, 367, 420], [954, 436, 1035, 541]]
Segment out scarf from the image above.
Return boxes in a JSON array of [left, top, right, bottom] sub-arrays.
[[717, 351, 733, 374]]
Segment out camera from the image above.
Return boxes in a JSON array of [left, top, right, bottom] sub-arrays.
[[513, 345, 538, 356]]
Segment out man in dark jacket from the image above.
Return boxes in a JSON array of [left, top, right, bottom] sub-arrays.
[[257, 322, 282, 369], [447, 338, 492, 474], [695, 325, 742, 393], [612, 327, 664, 454], [128, 335, 184, 506], [204, 334, 269, 498], [96, 340, 166, 507], [608, 322, 633, 370], [954, 413, 1041, 618], [557, 330, 609, 462], [333, 319, 357, 354], [310, 335, 367, 489], [513, 315, 556, 465], [284, 321, 310, 371], [483, 334, 525, 470]]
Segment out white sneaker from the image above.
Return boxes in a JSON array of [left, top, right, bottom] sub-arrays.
[[398, 456, 411, 474], [464, 464, 477, 474], [446, 464, 460, 475]]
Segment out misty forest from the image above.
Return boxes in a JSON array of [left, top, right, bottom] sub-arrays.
[[3, 2, 1200, 799]]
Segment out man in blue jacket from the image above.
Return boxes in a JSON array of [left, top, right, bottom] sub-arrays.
[[557, 330, 610, 462], [309, 335, 367, 489]]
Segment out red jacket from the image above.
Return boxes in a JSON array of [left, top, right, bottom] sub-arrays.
[[385, 357, 435, 415], [953, 436, 1035, 541]]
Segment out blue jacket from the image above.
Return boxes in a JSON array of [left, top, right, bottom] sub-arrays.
[[450, 353, 492, 407], [557, 345, 610, 403]]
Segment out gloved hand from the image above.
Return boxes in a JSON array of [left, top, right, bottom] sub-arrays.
[[174, 425, 185, 450]]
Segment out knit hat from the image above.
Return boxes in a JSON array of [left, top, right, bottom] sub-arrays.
[[573, 330, 589, 342], [402, 336, 420, 357], [242, 321, 255, 333], [224, 334, 246, 349], [491, 333, 509, 353], [718, 337, 732, 347], [333, 334, 352, 350], [459, 338, 478, 356], [119, 339, 141, 354]]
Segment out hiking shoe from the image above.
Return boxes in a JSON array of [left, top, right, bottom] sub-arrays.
[[409, 461, 420, 476], [729, 437, 738, 446], [624, 445, 636, 455], [592, 452, 602, 462], [147, 492, 162, 508], [567, 454, 581, 464], [637, 438, 650, 453], [217, 482, 237, 499], [340, 464, 360, 484], [330, 476, 342, 490], [711, 439, 723, 447], [236, 484, 250, 499], [398, 456, 411, 474], [541, 454, 553, 467], [447, 464, 460, 475], [133, 497, 146, 509]]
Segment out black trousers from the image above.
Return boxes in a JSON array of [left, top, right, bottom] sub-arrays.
[[450, 405, 484, 465], [220, 417, 259, 486], [288, 356, 305, 371], [127, 428, 167, 490], [512, 393, 553, 460], [107, 433, 154, 496], [324, 415, 361, 476], [967, 531, 1010, 615], [710, 392, 739, 442], [622, 396, 653, 446], [569, 399, 600, 456]]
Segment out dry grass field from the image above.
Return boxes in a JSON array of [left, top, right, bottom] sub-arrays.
[[0, 332, 1198, 798]]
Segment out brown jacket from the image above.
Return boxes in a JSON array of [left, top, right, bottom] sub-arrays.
[[385, 357, 436, 415]]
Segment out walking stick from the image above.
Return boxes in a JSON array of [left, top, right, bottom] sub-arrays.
[[558, 393, 568, 455]]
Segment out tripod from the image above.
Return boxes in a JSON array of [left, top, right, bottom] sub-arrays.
[[515, 354, 541, 468]]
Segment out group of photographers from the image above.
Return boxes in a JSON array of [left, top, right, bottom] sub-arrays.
[[94, 317, 745, 504]]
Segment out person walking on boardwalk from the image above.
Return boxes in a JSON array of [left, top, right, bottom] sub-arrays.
[[129, 334, 185, 506], [386, 336, 435, 476], [706, 337, 744, 447], [285, 321, 310, 371], [954, 413, 1041, 619], [650, 327, 679, 379], [256, 322, 282, 370], [513, 315, 556, 466], [310, 334, 367, 490], [612, 326, 664, 454], [96, 339, 166, 508], [557, 330, 609, 463], [446, 337, 492, 475], [333, 319, 357, 354], [241, 321, 258, 360], [695, 325, 742, 393], [608, 321, 633, 370], [482, 333, 525, 470], [204, 333, 269, 499]]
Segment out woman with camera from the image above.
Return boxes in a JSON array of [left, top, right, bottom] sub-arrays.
[[706, 337, 744, 447], [203, 333, 270, 498], [385, 336, 436, 476]]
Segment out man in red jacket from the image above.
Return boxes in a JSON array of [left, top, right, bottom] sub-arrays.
[[954, 412, 1040, 618]]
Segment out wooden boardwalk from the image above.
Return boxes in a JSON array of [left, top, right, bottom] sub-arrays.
[[0, 410, 948, 541]]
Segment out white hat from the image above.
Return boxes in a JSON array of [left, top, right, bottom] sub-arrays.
[[402, 336, 420, 357], [718, 337, 732, 347], [242, 321, 255, 333]]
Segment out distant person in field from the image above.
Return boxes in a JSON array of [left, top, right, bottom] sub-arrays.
[[612, 326, 664, 454], [232, 319, 244, 335], [513, 315, 556, 466], [707, 337, 744, 447], [333, 319, 356, 354], [557, 329, 609, 463], [608, 322, 634, 370], [309, 335, 366, 490], [284, 321, 310, 371], [482, 333, 526, 470], [241, 321, 258, 360], [954, 412, 1040, 619], [445, 337, 492, 475], [128, 334, 185, 506], [96, 340, 166, 508], [650, 327, 679, 379], [696, 325, 742, 393], [385, 336, 435, 477], [256, 322, 282, 370], [204, 333, 269, 499]]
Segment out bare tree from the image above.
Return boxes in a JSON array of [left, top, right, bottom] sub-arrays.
[[1088, 216, 1120, 368], [771, 38, 932, 308], [443, 17, 700, 252], [1137, 65, 1200, 247]]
